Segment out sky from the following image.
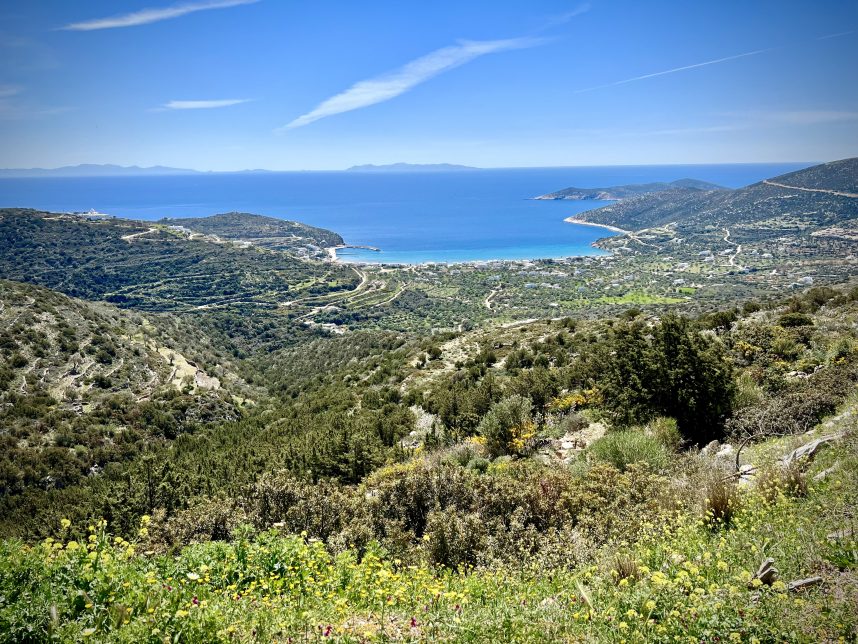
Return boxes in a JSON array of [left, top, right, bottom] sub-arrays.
[[0, 0, 856, 171]]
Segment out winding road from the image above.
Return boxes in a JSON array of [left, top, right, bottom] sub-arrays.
[[763, 180, 858, 199]]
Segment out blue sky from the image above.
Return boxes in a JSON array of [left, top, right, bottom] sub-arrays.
[[0, 0, 856, 170]]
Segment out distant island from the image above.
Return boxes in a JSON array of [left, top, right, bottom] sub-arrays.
[[0, 164, 201, 178], [534, 178, 726, 200], [345, 162, 478, 173]]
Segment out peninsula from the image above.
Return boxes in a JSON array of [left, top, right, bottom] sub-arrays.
[[534, 178, 726, 200]]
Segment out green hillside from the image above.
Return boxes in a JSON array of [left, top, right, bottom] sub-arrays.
[[0, 209, 358, 312], [0, 159, 857, 642], [536, 178, 725, 200], [572, 158, 858, 241], [159, 212, 344, 259]]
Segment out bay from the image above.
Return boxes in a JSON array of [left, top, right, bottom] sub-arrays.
[[0, 163, 809, 264]]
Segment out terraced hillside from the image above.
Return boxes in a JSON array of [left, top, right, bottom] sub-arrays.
[[0, 209, 357, 311], [159, 212, 344, 259], [0, 280, 247, 498], [573, 157, 858, 243]]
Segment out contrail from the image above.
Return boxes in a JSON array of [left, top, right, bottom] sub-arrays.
[[574, 47, 775, 94]]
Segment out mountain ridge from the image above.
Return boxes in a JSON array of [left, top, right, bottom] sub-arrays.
[[0, 164, 201, 178], [536, 178, 727, 201], [345, 162, 478, 172], [570, 157, 858, 238]]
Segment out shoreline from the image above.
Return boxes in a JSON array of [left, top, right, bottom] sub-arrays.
[[327, 243, 380, 262], [325, 217, 626, 267], [563, 217, 629, 234]]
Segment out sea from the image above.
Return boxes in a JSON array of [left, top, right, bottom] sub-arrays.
[[0, 163, 810, 264]]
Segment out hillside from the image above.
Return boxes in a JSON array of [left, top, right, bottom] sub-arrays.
[[535, 178, 725, 200], [764, 157, 858, 194], [572, 158, 858, 242], [0, 209, 357, 312], [0, 279, 247, 498], [0, 163, 857, 642], [1, 283, 857, 640], [158, 212, 344, 258]]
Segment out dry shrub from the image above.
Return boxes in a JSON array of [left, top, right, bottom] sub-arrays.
[[609, 552, 641, 583], [704, 479, 740, 528]]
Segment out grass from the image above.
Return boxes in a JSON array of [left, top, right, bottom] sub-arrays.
[[1, 429, 855, 642], [588, 429, 671, 472]]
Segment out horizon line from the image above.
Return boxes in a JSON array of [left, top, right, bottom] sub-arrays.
[[0, 157, 824, 178]]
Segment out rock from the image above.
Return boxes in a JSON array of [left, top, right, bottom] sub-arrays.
[[813, 463, 839, 481], [751, 558, 779, 586], [788, 577, 823, 592], [701, 440, 721, 457], [716, 444, 735, 459], [781, 433, 844, 466]]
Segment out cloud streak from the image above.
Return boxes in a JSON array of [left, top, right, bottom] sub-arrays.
[[162, 99, 252, 109], [60, 0, 258, 31], [281, 37, 545, 130], [722, 109, 858, 125], [0, 85, 22, 99], [574, 47, 774, 94]]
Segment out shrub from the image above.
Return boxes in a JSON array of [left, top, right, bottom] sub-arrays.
[[704, 479, 739, 527], [589, 430, 670, 472], [778, 312, 813, 328], [609, 552, 641, 582], [647, 417, 682, 451], [477, 395, 534, 458], [424, 510, 486, 567]]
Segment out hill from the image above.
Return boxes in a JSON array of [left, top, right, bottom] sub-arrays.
[[0, 279, 247, 498], [2, 283, 858, 640], [0, 164, 199, 177], [571, 158, 858, 241], [158, 212, 344, 258], [535, 178, 725, 200], [0, 209, 357, 312]]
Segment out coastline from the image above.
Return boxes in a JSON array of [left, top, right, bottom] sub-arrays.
[[563, 217, 629, 234], [325, 216, 625, 266], [327, 243, 381, 262]]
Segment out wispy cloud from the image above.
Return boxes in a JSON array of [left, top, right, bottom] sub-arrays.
[[536, 3, 591, 32], [0, 84, 21, 99], [816, 29, 857, 41], [722, 109, 858, 125], [574, 47, 774, 94], [637, 124, 745, 137], [60, 0, 258, 31], [161, 98, 252, 110], [281, 37, 546, 130]]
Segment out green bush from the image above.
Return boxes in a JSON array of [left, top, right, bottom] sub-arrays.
[[477, 395, 534, 457], [778, 312, 813, 328], [588, 430, 670, 472], [647, 416, 682, 451]]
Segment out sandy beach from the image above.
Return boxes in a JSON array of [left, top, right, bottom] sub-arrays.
[[563, 217, 629, 234]]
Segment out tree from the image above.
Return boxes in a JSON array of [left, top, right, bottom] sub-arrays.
[[599, 316, 734, 444]]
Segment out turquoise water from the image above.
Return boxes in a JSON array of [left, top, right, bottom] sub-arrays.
[[0, 163, 809, 264]]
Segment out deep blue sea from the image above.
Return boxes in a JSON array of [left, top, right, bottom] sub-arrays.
[[0, 163, 810, 263]]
